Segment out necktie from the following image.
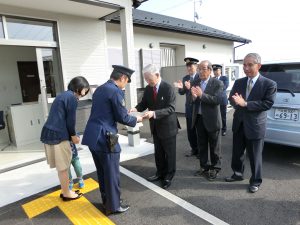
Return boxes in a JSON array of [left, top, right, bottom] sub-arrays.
[[198, 81, 207, 114], [190, 76, 194, 84], [246, 79, 253, 99], [153, 86, 157, 102]]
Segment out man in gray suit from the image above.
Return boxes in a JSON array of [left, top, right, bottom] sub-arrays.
[[225, 53, 277, 193], [191, 60, 223, 180]]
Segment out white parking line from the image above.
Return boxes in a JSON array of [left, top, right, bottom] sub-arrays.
[[120, 166, 229, 225]]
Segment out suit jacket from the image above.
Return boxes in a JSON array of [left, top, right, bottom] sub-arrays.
[[82, 80, 137, 153], [136, 80, 180, 139], [229, 75, 277, 140], [178, 73, 199, 118], [216, 75, 229, 105], [192, 76, 223, 132]]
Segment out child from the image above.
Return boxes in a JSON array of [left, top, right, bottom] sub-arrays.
[[69, 140, 85, 189]]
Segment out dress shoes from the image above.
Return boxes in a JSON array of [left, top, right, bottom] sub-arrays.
[[147, 175, 162, 182], [207, 169, 219, 181], [248, 185, 259, 193], [162, 179, 171, 189], [194, 169, 209, 177], [106, 204, 130, 215], [225, 174, 244, 182]]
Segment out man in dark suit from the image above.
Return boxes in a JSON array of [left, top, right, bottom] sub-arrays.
[[191, 60, 223, 180], [225, 53, 276, 193], [130, 64, 180, 189], [176, 57, 199, 157], [213, 64, 229, 136], [82, 65, 143, 215]]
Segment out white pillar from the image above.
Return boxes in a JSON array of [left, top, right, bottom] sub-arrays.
[[120, 6, 140, 146]]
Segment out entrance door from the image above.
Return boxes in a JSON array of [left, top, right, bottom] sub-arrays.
[[17, 62, 41, 102]]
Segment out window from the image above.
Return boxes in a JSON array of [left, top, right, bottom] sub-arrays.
[[0, 17, 4, 38], [6, 17, 55, 41], [160, 47, 176, 67], [260, 64, 300, 93]]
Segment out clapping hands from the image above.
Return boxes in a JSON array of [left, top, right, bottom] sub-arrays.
[[231, 93, 246, 107], [191, 86, 202, 98]]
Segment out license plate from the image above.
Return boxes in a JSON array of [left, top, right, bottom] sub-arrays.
[[274, 108, 299, 121]]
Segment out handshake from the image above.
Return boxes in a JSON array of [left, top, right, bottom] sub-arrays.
[[128, 108, 154, 123]]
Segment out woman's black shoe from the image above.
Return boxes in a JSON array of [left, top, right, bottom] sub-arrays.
[[61, 192, 83, 201]]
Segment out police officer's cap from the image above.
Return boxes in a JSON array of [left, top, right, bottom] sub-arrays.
[[184, 57, 199, 65], [212, 64, 222, 70], [112, 65, 135, 83]]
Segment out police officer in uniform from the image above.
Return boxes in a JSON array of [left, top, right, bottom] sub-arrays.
[[177, 57, 199, 157], [82, 65, 143, 215], [212, 64, 229, 136]]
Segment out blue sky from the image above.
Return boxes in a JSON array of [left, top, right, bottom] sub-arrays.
[[139, 0, 300, 62]]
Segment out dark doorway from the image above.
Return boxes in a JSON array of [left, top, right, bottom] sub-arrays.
[[17, 61, 40, 103]]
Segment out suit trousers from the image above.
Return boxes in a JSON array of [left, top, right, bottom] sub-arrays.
[[186, 116, 198, 154], [153, 133, 176, 180], [91, 150, 120, 212], [231, 123, 264, 186], [195, 115, 221, 170], [220, 105, 227, 132]]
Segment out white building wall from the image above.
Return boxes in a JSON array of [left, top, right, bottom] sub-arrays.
[[57, 15, 109, 87], [106, 23, 234, 65]]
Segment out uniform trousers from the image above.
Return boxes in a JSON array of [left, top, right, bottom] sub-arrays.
[[186, 116, 198, 154], [91, 150, 120, 212], [220, 105, 227, 132]]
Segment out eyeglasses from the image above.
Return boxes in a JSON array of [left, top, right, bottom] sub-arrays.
[[199, 68, 210, 72]]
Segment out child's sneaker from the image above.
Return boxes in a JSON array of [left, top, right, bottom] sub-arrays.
[[78, 178, 85, 189], [69, 180, 74, 190]]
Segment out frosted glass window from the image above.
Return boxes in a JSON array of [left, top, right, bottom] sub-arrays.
[[6, 17, 55, 41]]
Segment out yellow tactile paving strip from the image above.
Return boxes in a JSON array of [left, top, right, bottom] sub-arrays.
[[22, 178, 115, 225]]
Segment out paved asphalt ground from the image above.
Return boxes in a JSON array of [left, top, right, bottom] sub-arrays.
[[0, 111, 299, 225]]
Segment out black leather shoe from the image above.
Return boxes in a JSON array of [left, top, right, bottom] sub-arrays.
[[225, 174, 244, 182], [60, 190, 80, 198], [248, 185, 259, 193], [147, 175, 162, 182], [222, 131, 226, 136], [106, 204, 130, 215], [194, 169, 209, 177], [207, 169, 219, 181], [61, 193, 83, 201], [162, 180, 171, 189]]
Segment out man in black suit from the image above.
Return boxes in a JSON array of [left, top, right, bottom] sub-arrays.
[[191, 60, 223, 180], [213, 64, 229, 136], [130, 64, 179, 189], [176, 57, 199, 157], [225, 53, 277, 193]]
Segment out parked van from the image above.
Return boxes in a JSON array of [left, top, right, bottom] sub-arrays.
[[260, 62, 300, 148]]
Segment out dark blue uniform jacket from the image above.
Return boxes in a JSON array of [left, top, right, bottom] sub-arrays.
[[82, 80, 137, 153]]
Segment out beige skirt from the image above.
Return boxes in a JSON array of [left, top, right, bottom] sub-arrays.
[[44, 140, 72, 171]]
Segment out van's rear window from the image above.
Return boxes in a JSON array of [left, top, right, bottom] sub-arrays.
[[260, 64, 300, 93]]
